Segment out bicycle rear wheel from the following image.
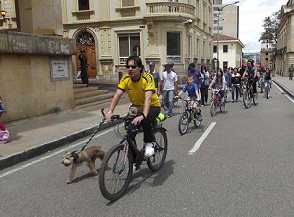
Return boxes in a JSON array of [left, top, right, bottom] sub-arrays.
[[253, 92, 258, 105], [178, 113, 189, 135], [243, 90, 251, 108], [99, 144, 133, 201], [210, 101, 216, 117], [147, 128, 168, 172]]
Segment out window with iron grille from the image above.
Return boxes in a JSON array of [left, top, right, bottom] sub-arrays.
[[118, 33, 140, 65]]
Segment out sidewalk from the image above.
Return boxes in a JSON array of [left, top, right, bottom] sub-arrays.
[[0, 75, 293, 170], [272, 74, 294, 98]]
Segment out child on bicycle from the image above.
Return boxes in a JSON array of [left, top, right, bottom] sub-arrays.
[[208, 68, 226, 103], [175, 76, 202, 121]]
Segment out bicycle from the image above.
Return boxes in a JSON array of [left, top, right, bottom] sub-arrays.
[[177, 96, 202, 135], [98, 109, 168, 201], [209, 88, 225, 117], [264, 80, 270, 99], [243, 78, 258, 108]]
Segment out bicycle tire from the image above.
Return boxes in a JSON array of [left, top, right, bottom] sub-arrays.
[[266, 87, 269, 99], [147, 128, 168, 172], [178, 113, 189, 135], [253, 92, 258, 105], [99, 144, 133, 201], [210, 101, 216, 117], [193, 112, 201, 128], [243, 90, 251, 108]]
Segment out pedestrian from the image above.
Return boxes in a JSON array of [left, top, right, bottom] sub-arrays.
[[78, 49, 89, 86], [200, 65, 210, 106], [289, 64, 294, 81], [160, 63, 178, 118], [0, 96, 9, 143], [231, 67, 241, 102], [104, 55, 161, 171], [187, 63, 201, 89], [148, 62, 160, 94]]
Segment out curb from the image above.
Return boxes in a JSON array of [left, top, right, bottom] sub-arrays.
[[0, 120, 120, 170], [273, 80, 294, 98]]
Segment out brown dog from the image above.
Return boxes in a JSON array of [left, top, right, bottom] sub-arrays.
[[62, 146, 105, 184]]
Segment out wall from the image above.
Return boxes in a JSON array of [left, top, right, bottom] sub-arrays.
[[0, 31, 76, 122]]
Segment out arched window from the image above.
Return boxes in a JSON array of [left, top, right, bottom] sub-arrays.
[[76, 31, 94, 45]]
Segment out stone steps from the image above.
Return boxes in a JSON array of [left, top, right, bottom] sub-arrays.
[[73, 83, 114, 110]]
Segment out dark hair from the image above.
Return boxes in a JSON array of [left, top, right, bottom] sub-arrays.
[[247, 59, 254, 66], [201, 65, 207, 72], [189, 63, 196, 68], [126, 55, 143, 73], [217, 68, 224, 78]]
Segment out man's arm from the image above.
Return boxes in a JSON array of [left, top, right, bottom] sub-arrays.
[[105, 89, 124, 121], [174, 81, 178, 96]]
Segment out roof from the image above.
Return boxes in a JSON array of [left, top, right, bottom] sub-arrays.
[[213, 33, 238, 41]]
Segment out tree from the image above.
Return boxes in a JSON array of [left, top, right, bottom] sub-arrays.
[[259, 10, 281, 44]]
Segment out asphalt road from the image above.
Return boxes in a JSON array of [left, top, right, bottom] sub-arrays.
[[1, 83, 294, 217]]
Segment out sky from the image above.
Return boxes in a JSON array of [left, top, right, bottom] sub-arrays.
[[222, 0, 289, 53]]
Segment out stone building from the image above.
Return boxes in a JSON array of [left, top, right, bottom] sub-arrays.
[[275, 0, 294, 76], [62, 0, 214, 82], [260, 39, 275, 70]]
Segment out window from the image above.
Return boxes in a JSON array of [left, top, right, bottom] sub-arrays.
[[213, 45, 217, 53], [76, 31, 94, 44], [223, 45, 228, 53], [78, 0, 89, 11], [118, 33, 140, 64], [167, 32, 181, 63], [223, 61, 228, 70], [122, 0, 134, 7]]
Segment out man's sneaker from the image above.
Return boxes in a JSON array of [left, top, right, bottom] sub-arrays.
[[167, 113, 172, 118], [133, 164, 141, 173], [144, 143, 155, 157]]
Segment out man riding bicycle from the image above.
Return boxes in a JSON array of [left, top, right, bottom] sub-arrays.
[[242, 59, 258, 100], [105, 55, 161, 166]]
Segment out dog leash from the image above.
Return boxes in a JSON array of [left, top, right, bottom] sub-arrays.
[[80, 117, 105, 151]]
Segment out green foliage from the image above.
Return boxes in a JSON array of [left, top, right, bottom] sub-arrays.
[[259, 10, 281, 44]]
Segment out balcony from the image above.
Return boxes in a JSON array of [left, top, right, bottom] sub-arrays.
[[146, 2, 194, 20]]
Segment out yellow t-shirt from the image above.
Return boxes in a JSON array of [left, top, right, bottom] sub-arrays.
[[118, 72, 161, 107]]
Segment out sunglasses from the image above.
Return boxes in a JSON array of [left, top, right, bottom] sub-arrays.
[[126, 65, 137, 69]]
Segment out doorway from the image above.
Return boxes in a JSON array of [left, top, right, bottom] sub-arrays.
[[76, 30, 97, 77]]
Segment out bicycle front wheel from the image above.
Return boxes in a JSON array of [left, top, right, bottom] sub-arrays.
[[147, 128, 168, 172], [178, 113, 189, 135], [99, 144, 133, 201], [253, 92, 258, 105], [210, 101, 216, 117], [243, 90, 251, 108], [193, 112, 201, 128]]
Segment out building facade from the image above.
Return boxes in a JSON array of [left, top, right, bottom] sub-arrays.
[[62, 0, 214, 82], [275, 0, 294, 77], [213, 33, 244, 70], [260, 39, 275, 70], [212, 0, 239, 38]]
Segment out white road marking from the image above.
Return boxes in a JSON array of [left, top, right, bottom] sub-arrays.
[[188, 122, 216, 155], [0, 128, 112, 179], [273, 82, 294, 104]]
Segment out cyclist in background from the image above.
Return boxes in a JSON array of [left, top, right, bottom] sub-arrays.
[[175, 76, 202, 121], [242, 59, 258, 101], [208, 68, 226, 103], [263, 68, 272, 98]]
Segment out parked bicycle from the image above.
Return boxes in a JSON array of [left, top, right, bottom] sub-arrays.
[[243, 78, 258, 108], [209, 88, 225, 117], [177, 96, 202, 135], [99, 109, 168, 201]]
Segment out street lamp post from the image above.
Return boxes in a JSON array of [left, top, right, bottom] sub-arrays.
[[216, 1, 239, 69]]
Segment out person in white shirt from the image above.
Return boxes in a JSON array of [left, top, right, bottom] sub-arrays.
[[159, 64, 178, 117]]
